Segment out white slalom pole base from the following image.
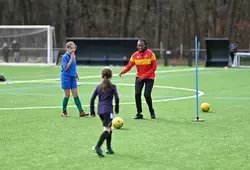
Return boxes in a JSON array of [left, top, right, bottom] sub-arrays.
[[192, 117, 205, 122]]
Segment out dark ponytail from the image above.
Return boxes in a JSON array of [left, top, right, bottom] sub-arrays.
[[101, 67, 113, 92]]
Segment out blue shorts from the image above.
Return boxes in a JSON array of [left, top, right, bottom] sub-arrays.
[[61, 76, 77, 90]]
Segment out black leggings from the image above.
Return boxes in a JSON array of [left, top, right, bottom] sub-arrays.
[[230, 52, 235, 63], [135, 78, 154, 114]]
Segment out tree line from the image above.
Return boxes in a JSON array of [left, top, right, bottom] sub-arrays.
[[0, 0, 250, 51]]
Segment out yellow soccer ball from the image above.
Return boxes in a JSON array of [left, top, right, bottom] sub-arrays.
[[112, 117, 124, 129], [200, 102, 210, 112]]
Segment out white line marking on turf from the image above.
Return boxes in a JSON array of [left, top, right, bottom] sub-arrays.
[[0, 83, 204, 110], [200, 96, 250, 100], [0, 68, 204, 85]]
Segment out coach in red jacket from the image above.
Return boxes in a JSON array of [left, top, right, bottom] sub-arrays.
[[119, 39, 157, 119]]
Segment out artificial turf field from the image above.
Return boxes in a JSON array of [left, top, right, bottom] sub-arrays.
[[0, 65, 250, 170]]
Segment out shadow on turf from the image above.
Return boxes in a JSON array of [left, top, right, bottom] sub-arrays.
[[155, 117, 190, 124], [203, 110, 215, 114], [113, 127, 130, 131], [91, 152, 140, 160], [60, 115, 92, 119]]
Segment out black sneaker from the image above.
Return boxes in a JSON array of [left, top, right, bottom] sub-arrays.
[[134, 113, 143, 119], [150, 109, 156, 119], [151, 114, 156, 119], [106, 148, 115, 154], [93, 146, 104, 157]]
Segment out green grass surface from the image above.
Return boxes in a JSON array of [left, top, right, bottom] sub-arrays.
[[0, 66, 250, 170]]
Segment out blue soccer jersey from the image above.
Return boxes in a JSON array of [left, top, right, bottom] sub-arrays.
[[60, 52, 77, 90], [61, 52, 77, 77], [90, 84, 119, 115]]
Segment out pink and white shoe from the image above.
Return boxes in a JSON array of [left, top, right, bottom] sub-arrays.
[[61, 112, 69, 117]]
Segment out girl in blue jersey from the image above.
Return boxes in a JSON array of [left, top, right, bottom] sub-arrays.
[[61, 41, 89, 117], [90, 67, 119, 157]]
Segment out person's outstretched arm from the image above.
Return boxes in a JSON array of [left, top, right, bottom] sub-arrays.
[[119, 54, 135, 76]]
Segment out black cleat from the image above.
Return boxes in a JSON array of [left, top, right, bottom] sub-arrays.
[[150, 109, 156, 119], [93, 146, 104, 157], [106, 148, 115, 154], [134, 113, 143, 119], [151, 114, 156, 119]]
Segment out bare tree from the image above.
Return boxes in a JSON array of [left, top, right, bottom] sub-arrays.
[[121, 0, 133, 37], [1, 0, 250, 49], [153, 0, 162, 47]]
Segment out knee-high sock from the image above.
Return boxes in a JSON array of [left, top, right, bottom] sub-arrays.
[[106, 131, 112, 148], [97, 131, 109, 148], [74, 96, 83, 112], [62, 97, 69, 112]]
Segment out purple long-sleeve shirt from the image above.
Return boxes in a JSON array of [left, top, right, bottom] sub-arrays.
[[90, 84, 119, 115]]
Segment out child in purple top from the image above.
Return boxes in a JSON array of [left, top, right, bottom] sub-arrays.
[[90, 67, 119, 157]]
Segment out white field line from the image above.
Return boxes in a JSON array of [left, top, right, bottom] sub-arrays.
[[0, 68, 204, 85], [0, 83, 204, 110]]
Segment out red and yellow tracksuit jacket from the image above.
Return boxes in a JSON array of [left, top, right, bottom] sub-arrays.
[[122, 49, 157, 79]]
